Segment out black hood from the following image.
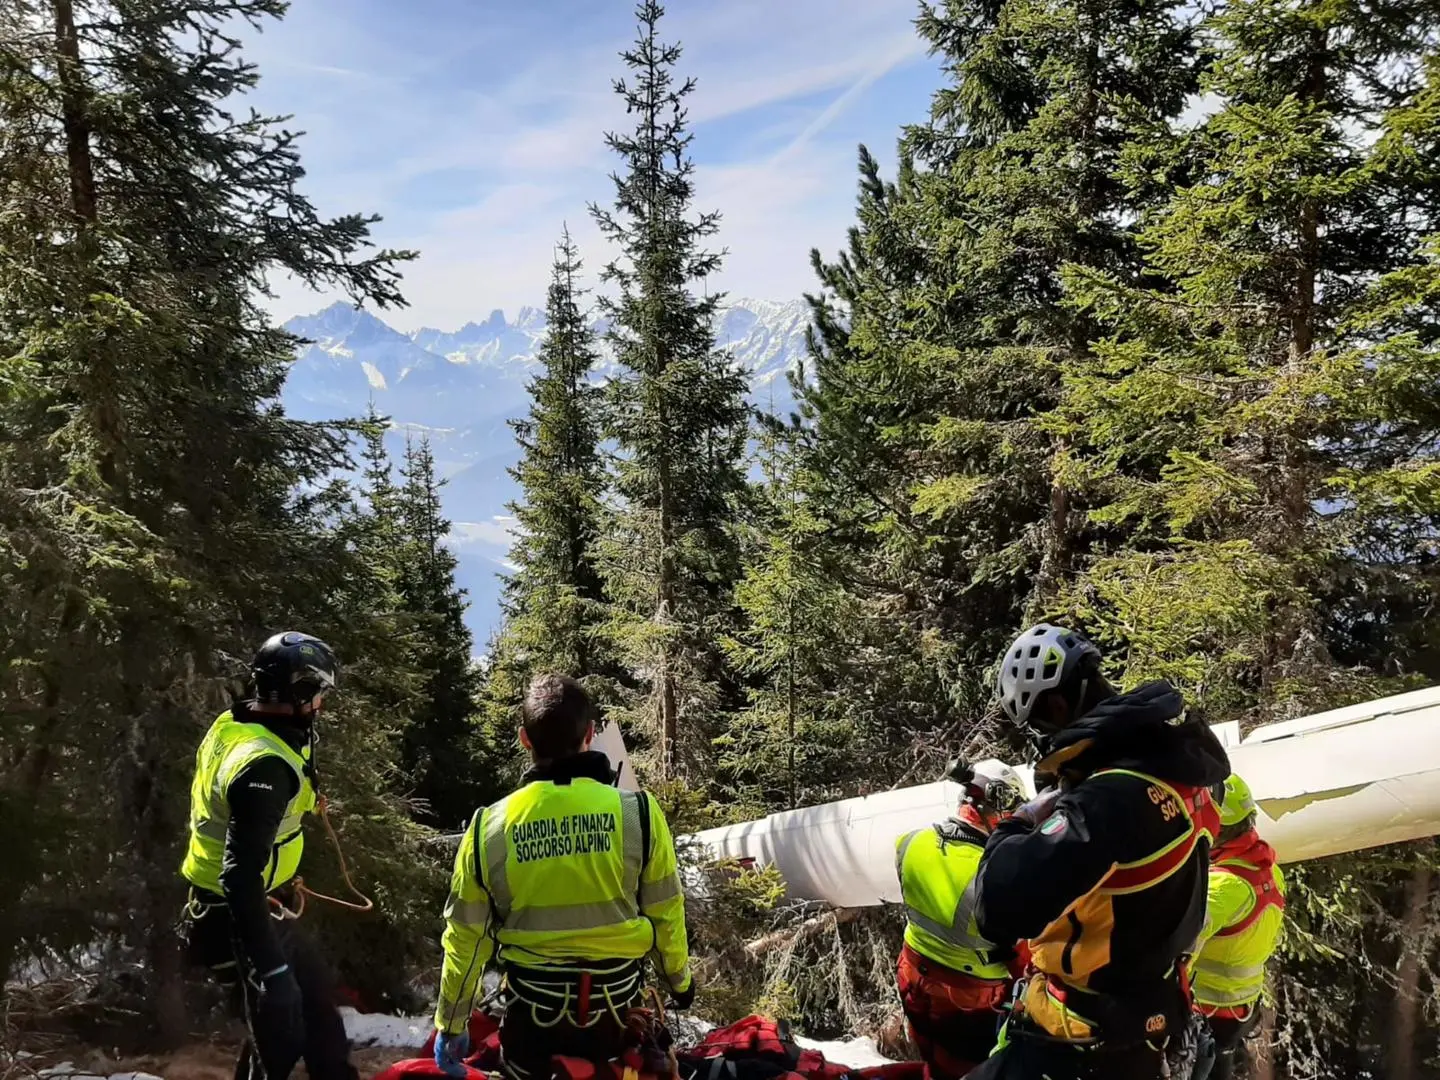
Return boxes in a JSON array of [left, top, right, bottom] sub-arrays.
[[1038, 680, 1230, 788], [523, 750, 616, 786]]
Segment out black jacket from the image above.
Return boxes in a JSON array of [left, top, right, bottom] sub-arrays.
[[211, 703, 311, 975], [975, 682, 1230, 1017]]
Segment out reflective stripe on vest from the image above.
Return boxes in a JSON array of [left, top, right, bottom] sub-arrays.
[[181, 712, 314, 895], [1213, 860, 1285, 937], [1192, 980, 1266, 1006], [478, 787, 646, 932], [897, 824, 1005, 977], [904, 880, 991, 954]]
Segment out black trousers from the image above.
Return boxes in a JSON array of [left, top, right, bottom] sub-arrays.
[[499, 1004, 629, 1080], [183, 899, 357, 1080], [967, 1033, 1166, 1080], [1203, 1010, 1262, 1080]]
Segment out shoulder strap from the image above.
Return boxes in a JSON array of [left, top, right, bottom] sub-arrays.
[[1214, 861, 1285, 936], [636, 789, 652, 881], [616, 789, 654, 913]]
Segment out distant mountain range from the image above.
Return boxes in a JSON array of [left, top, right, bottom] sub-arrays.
[[280, 298, 814, 646]]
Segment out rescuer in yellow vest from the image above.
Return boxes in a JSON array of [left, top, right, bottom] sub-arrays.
[[972, 623, 1230, 1080], [895, 759, 1028, 1080], [1188, 773, 1286, 1080], [178, 631, 356, 1080], [433, 674, 694, 1080]]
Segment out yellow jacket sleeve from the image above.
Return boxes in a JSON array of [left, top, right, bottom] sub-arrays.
[[639, 796, 691, 992], [1194, 867, 1255, 956], [435, 810, 496, 1034]]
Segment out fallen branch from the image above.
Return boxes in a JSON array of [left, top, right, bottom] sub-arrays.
[[743, 906, 861, 960]]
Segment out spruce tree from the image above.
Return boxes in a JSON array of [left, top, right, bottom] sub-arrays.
[[1056, 0, 1440, 716], [397, 435, 486, 827], [793, 0, 1203, 766], [588, 1, 750, 780], [500, 226, 609, 678], [1051, 5, 1440, 1073], [720, 421, 862, 812], [0, 0, 418, 1028]]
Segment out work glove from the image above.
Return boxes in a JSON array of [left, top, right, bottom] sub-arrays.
[[1011, 786, 1063, 830], [254, 965, 305, 1065], [434, 1029, 471, 1079], [668, 978, 697, 1012]]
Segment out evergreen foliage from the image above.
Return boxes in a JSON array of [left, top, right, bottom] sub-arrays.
[[719, 421, 863, 812], [498, 227, 609, 679], [480, 226, 611, 794], [587, 0, 750, 781], [396, 436, 486, 828], [4, 0, 1440, 1070], [0, 0, 474, 1035]]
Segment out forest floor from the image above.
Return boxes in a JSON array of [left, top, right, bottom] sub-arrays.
[[2, 1009, 425, 1080], [9, 1042, 415, 1080], [5, 1008, 896, 1079]]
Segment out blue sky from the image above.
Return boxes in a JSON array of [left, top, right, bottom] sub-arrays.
[[242, 0, 943, 332]]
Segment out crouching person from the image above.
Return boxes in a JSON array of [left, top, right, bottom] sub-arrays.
[[433, 674, 695, 1080], [895, 760, 1028, 1080]]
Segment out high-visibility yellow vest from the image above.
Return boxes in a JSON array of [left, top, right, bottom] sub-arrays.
[[1192, 859, 1286, 1011], [472, 778, 674, 961], [180, 710, 315, 895], [436, 774, 691, 1034], [896, 824, 1010, 980]]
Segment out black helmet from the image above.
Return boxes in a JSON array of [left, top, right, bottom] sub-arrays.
[[252, 631, 339, 709]]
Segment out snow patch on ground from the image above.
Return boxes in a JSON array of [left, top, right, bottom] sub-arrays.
[[33, 1066, 162, 1080], [795, 1036, 895, 1069], [337, 1008, 894, 1068], [342, 1006, 434, 1049]]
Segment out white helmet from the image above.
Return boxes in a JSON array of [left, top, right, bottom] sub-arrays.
[[969, 759, 1027, 814], [996, 623, 1102, 728]]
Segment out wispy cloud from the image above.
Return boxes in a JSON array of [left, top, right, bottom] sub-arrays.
[[448, 518, 522, 551], [243, 0, 940, 330]]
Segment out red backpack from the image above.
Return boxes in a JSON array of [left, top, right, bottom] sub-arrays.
[[679, 1016, 853, 1080], [690, 1016, 800, 1065]]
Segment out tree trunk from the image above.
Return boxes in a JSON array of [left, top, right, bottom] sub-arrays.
[[52, 0, 97, 224], [787, 571, 797, 811], [743, 907, 860, 960], [1249, 1003, 1277, 1080], [1027, 439, 1073, 619], [125, 709, 189, 1046], [118, 624, 188, 1046], [1388, 866, 1433, 1080], [656, 375, 678, 778]]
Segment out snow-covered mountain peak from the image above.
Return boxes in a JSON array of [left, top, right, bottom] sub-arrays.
[[280, 296, 814, 646], [288, 300, 409, 351]]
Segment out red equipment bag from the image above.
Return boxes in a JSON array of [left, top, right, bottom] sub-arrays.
[[679, 1015, 872, 1080], [370, 1059, 488, 1080], [688, 1015, 802, 1068], [419, 1010, 502, 1067]]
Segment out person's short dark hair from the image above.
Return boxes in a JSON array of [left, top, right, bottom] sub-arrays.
[[522, 674, 597, 759]]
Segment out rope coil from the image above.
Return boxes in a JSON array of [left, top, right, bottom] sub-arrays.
[[269, 794, 375, 920]]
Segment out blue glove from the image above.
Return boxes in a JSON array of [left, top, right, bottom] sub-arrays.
[[434, 1030, 470, 1078]]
